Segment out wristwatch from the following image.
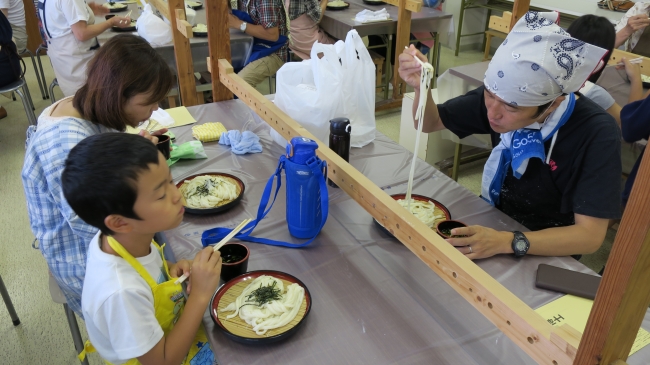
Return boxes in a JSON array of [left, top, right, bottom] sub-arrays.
[[511, 231, 530, 258], [240, 22, 247, 32]]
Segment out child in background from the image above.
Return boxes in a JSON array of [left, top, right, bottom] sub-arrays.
[[62, 133, 221, 365]]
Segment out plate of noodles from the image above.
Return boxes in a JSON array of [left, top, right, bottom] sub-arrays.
[[211, 270, 312, 344], [326, 0, 350, 10], [176, 172, 245, 215], [374, 194, 451, 237]]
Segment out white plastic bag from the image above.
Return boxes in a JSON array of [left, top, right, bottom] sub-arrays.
[[337, 30, 376, 147], [272, 42, 344, 147], [136, 4, 173, 47]]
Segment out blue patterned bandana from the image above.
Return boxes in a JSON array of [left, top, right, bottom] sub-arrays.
[[484, 11, 607, 107]]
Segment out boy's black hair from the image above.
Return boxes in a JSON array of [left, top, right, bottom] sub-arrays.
[[566, 15, 616, 84], [62, 133, 161, 235]]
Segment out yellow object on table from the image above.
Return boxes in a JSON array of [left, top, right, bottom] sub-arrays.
[[536, 294, 650, 356], [192, 122, 227, 142]]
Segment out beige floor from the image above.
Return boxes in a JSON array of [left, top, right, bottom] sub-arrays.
[[0, 45, 612, 364]]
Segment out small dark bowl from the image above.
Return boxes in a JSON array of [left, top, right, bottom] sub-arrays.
[[193, 31, 208, 37], [436, 220, 468, 239], [218, 243, 250, 283], [156, 134, 171, 159], [210, 270, 312, 344], [374, 194, 451, 238], [176, 172, 245, 215]]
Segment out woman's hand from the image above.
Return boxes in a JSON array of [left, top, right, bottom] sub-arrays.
[[626, 14, 650, 33], [138, 128, 168, 145], [445, 225, 514, 260], [110, 16, 132, 28], [88, 2, 109, 16], [398, 45, 427, 91]]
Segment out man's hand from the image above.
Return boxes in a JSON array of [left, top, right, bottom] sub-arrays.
[[398, 45, 427, 91], [446, 225, 514, 260], [228, 14, 242, 30], [88, 2, 110, 16]]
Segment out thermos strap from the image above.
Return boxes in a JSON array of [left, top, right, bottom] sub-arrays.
[[201, 155, 329, 248]]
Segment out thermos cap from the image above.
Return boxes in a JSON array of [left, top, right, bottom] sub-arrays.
[[330, 118, 351, 135]]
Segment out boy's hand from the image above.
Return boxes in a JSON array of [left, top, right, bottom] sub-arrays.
[[188, 248, 222, 302], [169, 259, 191, 278]]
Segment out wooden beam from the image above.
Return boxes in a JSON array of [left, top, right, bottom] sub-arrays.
[[608, 49, 650, 76], [175, 9, 194, 39], [391, 0, 411, 100], [148, 0, 171, 23], [574, 142, 650, 363], [509, 0, 530, 30], [217, 58, 577, 365], [167, 0, 198, 106], [205, 0, 233, 101], [382, 0, 422, 12]]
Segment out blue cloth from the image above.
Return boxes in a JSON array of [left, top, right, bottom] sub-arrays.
[[231, 9, 289, 65], [22, 115, 114, 316], [218, 130, 263, 154], [620, 96, 650, 205]]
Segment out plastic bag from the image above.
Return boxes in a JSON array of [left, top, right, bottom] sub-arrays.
[[167, 140, 207, 166], [136, 4, 173, 47], [272, 42, 344, 147], [273, 30, 376, 148], [337, 30, 376, 147]]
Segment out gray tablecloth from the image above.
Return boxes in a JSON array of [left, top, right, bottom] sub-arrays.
[[161, 100, 650, 364]]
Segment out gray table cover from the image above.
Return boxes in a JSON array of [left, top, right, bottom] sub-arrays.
[[161, 100, 650, 364]]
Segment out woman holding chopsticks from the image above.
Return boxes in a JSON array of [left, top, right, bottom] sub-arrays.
[[22, 34, 173, 317], [37, 0, 131, 96]]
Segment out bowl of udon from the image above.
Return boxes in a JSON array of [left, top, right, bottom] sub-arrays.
[[211, 270, 312, 344], [176, 172, 245, 215], [374, 194, 451, 238]]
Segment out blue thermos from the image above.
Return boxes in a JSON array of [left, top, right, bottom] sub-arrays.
[[285, 137, 327, 238]]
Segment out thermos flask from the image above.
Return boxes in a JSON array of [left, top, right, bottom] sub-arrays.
[[285, 137, 326, 238], [328, 118, 351, 188]]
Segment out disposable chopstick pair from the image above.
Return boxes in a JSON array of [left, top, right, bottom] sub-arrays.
[[124, 10, 132, 19], [609, 57, 644, 67], [405, 46, 426, 67], [173, 218, 253, 285]]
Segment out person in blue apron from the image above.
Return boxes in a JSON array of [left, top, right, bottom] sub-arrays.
[[228, 0, 289, 87], [398, 11, 622, 260], [37, 0, 130, 96], [62, 133, 220, 365]]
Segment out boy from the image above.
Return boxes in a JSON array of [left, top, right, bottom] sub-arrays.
[[62, 133, 221, 365]]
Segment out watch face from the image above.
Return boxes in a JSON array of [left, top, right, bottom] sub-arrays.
[[515, 240, 527, 252]]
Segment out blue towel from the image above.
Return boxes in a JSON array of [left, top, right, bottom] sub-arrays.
[[218, 130, 263, 154]]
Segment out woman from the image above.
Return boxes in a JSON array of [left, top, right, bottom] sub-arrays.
[[567, 14, 646, 126], [37, 0, 131, 96], [398, 12, 621, 260], [285, 0, 334, 60], [22, 34, 173, 316], [0, 10, 21, 119], [614, 1, 650, 55]]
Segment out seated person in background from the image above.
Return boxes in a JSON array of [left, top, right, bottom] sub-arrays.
[[229, 0, 289, 87], [615, 1, 650, 54], [62, 133, 222, 365], [619, 94, 650, 208], [286, 0, 334, 60], [0, 10, 21, 119], [0, 0, 26, 52], [398, 11, 622, 259], [568, 14, 647, 126], [22, 34, 172, 317]]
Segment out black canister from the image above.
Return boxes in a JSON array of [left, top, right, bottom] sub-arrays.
[[328, 118, 351, 188]]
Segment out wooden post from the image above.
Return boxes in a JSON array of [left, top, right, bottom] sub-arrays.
[[391, 0, 411, 100], [206, 0, 233, 101], [166, 0, 198, 106], [22, 0, 43, 53], [574, 148, 650, 363], [509, 0, 530, 30]]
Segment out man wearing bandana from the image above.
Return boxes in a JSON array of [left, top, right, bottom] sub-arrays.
[[398, 11, 621, 260]]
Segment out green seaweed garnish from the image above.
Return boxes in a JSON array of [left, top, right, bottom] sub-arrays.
[[239, 281, 283, 309], [222, 254, 243, 263]]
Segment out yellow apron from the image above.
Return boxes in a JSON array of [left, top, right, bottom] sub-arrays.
[[79, 237, 215, 365]]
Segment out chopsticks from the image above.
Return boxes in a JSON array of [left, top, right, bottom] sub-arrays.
[[611, 57, 644, 67], [173, 218, 253, 285], [124, 9, 132, 19]]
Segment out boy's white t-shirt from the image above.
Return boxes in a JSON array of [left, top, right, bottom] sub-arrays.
[[82, 231, 167, 364]]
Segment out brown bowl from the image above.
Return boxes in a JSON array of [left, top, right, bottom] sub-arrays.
[[374, 194, 451, 237], [436, 220, 468, 239], [175, 172, 245, 215]]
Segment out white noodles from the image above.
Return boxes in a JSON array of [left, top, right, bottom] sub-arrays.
[[220, 275, 305, 336], [397, 199, 445, 228], [182, 175, 238, 209], [404, 56, 434, 211]]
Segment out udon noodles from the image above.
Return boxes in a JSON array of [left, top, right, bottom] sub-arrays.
[[221, 275, 305, 335], [181, 175, 238, 208], [397, 199, 445, 228]]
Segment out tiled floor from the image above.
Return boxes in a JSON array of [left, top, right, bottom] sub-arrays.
[[0, 44, 611, 364]]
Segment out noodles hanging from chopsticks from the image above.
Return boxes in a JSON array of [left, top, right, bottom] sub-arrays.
[[404, 54, 434, 212]]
